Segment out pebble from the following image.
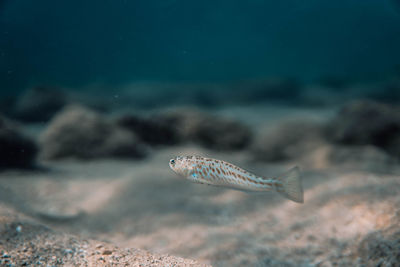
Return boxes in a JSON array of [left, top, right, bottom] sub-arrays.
[[102, 250, 112, 255]]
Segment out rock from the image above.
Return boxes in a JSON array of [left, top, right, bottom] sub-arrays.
[[252, 119, 326, 162], [14, 86, 68, 122], [327, 100, 400, 158], [116, 115, 179, 146], [39, 105, 147, 160], [158, 108, 252, 150], [0, 115, 37, 169]]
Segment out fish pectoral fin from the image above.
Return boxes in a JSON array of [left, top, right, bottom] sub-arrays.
[[188, 169, 203, 184]]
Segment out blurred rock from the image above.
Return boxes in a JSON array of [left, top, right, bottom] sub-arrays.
[[116, 115, 179, 146], [327, 100, 400, 158], [252, 119, 326, 162], [0, 115, 37, 169], [39, 105, 147, 160], [14, 86, 68, 122], [159, 108, 252, 150]]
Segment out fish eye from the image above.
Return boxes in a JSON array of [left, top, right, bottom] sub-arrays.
[[170, 159, 175, 165]]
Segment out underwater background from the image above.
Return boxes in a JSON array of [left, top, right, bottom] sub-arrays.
[[1, 1, 400, 266], [2, 0, 400, 94]]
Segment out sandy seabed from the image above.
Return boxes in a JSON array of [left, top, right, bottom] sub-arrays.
[[0, 105, 399, 266]]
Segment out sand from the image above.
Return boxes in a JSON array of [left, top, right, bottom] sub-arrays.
[[0, 105, 399, 266]]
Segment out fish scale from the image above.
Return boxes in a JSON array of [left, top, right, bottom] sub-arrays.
[[188, 157, 274, 190], [169, 155, 304, 203]]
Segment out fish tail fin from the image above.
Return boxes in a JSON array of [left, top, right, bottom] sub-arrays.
[[276, 166, 304, 203]]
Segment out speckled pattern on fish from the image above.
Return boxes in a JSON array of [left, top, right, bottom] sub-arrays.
[[169, 156, 304, 203]]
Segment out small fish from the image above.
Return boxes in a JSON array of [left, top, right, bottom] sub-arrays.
[[169, 156, 304, 203]]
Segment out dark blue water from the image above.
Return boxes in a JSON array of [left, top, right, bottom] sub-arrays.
[[1, 0, 400, 96]]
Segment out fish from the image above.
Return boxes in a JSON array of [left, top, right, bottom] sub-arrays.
[[169, 156, 304, 203]]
